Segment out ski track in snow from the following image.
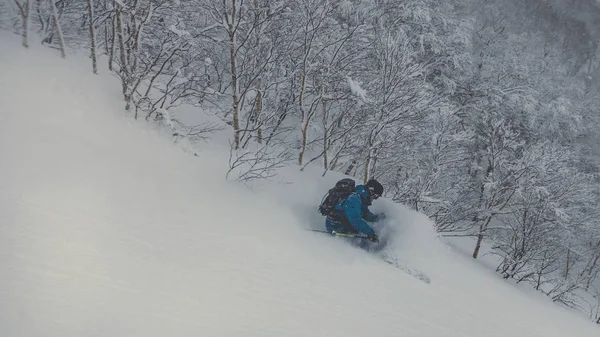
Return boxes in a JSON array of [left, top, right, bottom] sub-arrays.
[[0, 32, 598, 337]]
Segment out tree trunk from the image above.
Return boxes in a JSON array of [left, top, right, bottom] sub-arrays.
[[103, 3, 110, 55], [585, 251, 600, 290], [298, 118, 309, 166], [322, 100, 328, 171], [108, 14, 115, 71], [87, 0, 98, 74], [363, 158, 369, 183], [472, 232, 484, 259], [344, 160, 356, 175], [49, 0, 66, 58], [297, 73, 307, 165], [228, 0, 240, 149], [252, 0, 263, 145], [14, 0, 31, 48], [473, 215, 493, 259], [564, 248, 571, 278], [255, 91, 263, 143], [115, 2, 129, 105]]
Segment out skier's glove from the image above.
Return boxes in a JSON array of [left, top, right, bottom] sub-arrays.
[[368, 235, 379, 243]]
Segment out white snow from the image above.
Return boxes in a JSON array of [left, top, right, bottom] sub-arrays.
[[0, 31, 599, 337], [346, 76, 368, 101], [168, 24, 190, 38]]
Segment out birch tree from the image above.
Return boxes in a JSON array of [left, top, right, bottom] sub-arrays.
[[87, 0, 98, 73], [48, 0, 65, 57], [198, 0, 288, 149], [13, 0, 31, 48]]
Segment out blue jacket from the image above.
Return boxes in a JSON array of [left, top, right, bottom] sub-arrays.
[[325, 185, 378, 236]]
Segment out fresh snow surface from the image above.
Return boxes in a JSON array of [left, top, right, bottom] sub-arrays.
[[0, 32, 599, 337]]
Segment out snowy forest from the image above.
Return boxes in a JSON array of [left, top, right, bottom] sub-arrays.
[[2, 0, 600, 322]]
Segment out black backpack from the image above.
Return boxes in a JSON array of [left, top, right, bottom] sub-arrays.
[[318, 178, 356, 219]]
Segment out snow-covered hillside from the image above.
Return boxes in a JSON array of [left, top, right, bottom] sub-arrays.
[[0, 32, 598, 337]]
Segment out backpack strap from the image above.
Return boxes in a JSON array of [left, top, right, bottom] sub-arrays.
[[340, 192, 358, 207], [329, 192, 359, 222]]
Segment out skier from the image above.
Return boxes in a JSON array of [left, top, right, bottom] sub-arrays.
[[319, 178, 384, 243]]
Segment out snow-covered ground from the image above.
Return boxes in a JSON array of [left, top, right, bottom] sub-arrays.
[[1, 32, 598, 336]]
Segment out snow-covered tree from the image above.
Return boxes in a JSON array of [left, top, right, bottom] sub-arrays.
[[87, 0, 97, 73], [13, 0, 31, 48], [48, 0, 66, 58]]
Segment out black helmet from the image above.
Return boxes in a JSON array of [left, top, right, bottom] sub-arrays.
[[366, 178, 384, 196]]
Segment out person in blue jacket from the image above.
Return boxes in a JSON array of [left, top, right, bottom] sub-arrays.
[[325, 179, 384, 242]]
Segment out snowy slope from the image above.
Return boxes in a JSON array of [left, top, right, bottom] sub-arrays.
[[0, 32, 598, 337]]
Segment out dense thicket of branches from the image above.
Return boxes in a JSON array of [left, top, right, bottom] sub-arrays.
[[3, 0, 600, 322]]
